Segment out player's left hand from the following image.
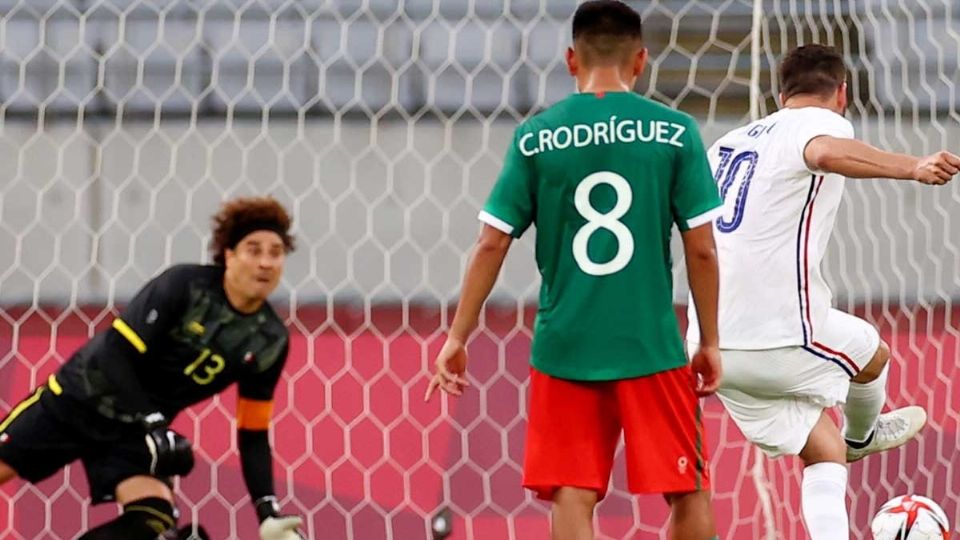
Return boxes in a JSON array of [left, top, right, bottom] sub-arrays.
[[690, 345, 722, 397], [142, 412, 195, 477], [424, 337, 471, 401], [259, 515, 306, 540]]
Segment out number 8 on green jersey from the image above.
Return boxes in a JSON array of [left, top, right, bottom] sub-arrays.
[[479, 91, 722, 382]]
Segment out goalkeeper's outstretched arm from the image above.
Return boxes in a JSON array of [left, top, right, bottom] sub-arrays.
[[237, 346, 305, 540], [804, 136, 960, 185], [238, 407, 305, 540]]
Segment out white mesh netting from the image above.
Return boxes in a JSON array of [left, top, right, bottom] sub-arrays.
[[0, 1, 958, 539]]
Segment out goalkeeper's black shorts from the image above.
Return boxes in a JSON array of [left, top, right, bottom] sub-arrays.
[[0, 377, 171, 503]]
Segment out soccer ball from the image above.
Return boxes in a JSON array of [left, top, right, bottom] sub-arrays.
[[871, 495, 951, 540]]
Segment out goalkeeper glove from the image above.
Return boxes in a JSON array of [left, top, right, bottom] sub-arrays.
[[142, 412, 195, 477], [255, 496, 305, 540]]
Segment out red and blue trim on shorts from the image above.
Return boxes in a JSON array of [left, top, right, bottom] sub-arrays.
[[795, 174, 860, 378]]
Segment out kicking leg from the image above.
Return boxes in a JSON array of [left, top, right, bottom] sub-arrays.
[[845, 340, 926, 462], [798, 411, 848, 540], [844, 340, 889, 444]]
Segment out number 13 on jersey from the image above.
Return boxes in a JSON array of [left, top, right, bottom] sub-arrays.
[[184, 348, 225, 385]]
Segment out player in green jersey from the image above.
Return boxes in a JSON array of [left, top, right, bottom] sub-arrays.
[[426, 2, 723, 539]]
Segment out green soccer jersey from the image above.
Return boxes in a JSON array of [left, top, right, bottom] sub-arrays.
[[481, 92, 721, 381]]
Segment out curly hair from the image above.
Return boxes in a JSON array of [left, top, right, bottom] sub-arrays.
[[209, 196, 295, 266]]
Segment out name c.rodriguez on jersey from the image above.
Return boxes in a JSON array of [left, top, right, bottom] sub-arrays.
[[518, 116, 687, 156]]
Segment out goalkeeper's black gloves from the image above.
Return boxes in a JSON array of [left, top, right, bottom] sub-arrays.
[[255, 496, 306, 540], [142, 412, 195, 477]]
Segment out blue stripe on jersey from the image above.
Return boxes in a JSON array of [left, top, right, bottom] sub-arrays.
[[796, 175, 855, 376], [795, 175, 818, 344]]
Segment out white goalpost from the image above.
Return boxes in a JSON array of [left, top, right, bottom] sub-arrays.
[[748, 1, 777, 538]]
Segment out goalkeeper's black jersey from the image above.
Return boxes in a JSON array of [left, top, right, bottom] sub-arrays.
[[56, 264, 289, 422]]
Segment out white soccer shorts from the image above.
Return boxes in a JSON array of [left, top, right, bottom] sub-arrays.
[[689, 309, 881, 458]]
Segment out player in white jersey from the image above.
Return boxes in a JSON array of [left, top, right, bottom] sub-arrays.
[[687, 44, 960, 539]]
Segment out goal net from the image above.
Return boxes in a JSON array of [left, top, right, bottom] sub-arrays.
[[1, 1, 957, 538]]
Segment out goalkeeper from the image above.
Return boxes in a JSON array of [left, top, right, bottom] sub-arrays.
[[0, 196, 304, 540]]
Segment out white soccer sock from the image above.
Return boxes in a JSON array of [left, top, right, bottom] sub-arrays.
[[843, 364, 889, 444], [801, 462, 849, 540]]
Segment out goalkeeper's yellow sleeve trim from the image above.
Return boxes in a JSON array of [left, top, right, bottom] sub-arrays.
[[113, 318, 147, 353], [47, 374, 63, 395], [237, 398, 274, 431], [0, 387, 44, 433]]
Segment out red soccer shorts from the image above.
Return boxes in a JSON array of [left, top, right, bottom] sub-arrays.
[[522, 365, 710, 500]]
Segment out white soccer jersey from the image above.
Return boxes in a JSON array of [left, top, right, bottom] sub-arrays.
[[687, 107, 855, 350]]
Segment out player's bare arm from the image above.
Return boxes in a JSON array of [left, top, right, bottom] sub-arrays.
[[681, 223, 721, 396], [425, 224, 512, 400], [804, 136, 960, 185]]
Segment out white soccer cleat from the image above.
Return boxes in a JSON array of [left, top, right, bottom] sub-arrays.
[[847, 406, 927, 463]]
